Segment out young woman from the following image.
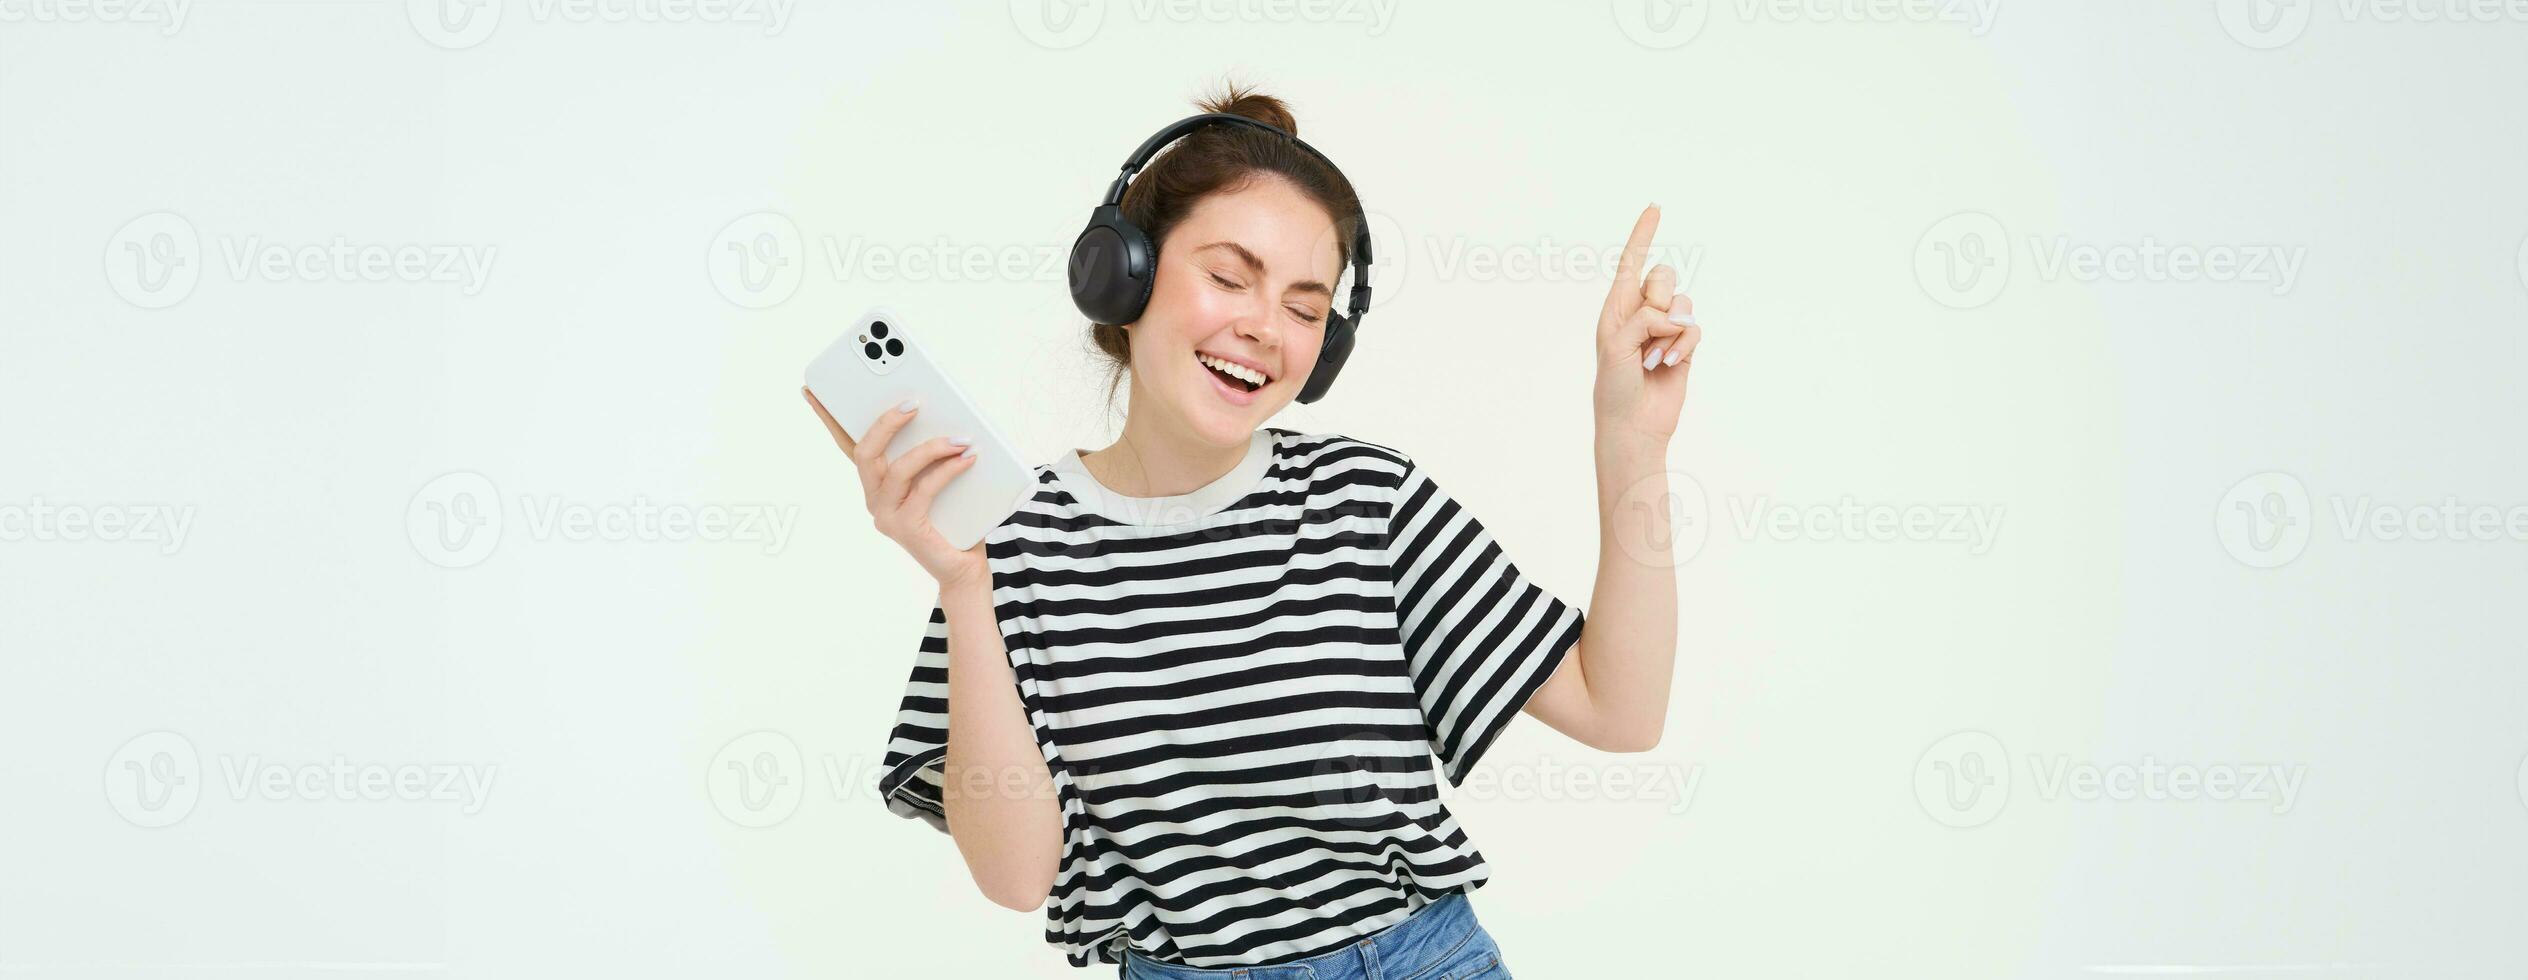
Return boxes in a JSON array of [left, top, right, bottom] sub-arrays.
[[805, 85, 1699, 977]]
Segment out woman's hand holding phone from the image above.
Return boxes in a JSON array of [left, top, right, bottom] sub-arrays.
[[803, 387, 990, 594]]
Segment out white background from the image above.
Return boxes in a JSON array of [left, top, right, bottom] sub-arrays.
[[4, 0, 2525, 976]]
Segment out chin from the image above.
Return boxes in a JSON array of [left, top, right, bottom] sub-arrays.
[[1179, 367, 1272, 443], [1186, 396, 1259, 446]]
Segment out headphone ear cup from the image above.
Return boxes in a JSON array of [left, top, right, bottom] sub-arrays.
[[1296, 312, 1357, 404], [1068, 207, 1156, 327]]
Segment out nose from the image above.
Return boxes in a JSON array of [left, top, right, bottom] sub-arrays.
[[1234, 293, 1279, 350]]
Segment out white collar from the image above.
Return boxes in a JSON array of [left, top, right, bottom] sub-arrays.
[[1052, 429, 1277, 527]]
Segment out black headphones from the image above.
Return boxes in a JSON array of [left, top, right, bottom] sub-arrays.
[[1067, 112, 1374, 405]]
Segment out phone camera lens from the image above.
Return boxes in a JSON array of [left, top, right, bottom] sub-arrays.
[[862, 341, 883, 360], [884, 339, 904, 357], [870, 321, 889, 339]]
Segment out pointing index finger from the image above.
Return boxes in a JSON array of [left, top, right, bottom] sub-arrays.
[[1604, 203, 1662, 320]]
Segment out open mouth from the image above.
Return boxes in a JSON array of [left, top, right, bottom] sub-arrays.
[[1196, 352, 1266, 394]]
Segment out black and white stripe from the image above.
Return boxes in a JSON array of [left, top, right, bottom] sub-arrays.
[[876, 428, 1584, 969]]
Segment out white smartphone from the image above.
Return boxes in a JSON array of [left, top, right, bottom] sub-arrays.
[[805, 305, 1035, 552]]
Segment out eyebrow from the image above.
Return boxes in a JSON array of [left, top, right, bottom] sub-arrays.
[[1193, 241, 1333, 299]]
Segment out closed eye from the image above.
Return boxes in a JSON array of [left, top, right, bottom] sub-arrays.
[[1212, 270, 1323, 324]]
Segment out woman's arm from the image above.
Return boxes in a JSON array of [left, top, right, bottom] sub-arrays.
[[1525, 204, 1700, 753], [803, 389, 1064, 909], [937, 575, 1065, 911]]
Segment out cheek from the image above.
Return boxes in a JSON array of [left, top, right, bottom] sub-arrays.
[[1160, 273, 1238, 324]]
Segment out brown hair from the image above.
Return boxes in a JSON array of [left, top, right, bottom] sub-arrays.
[[1086, 80, 1364, 412]]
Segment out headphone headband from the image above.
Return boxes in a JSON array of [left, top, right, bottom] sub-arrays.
[[1068, 111, 1374, 404], [1102, 112, 1374, 304]]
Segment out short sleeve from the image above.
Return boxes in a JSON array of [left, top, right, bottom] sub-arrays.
[[1385, 457, 1587, 787], [874, 604, 953, 833]]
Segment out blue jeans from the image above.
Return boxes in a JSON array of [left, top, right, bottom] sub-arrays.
[[1118, 892, 1510, 980]]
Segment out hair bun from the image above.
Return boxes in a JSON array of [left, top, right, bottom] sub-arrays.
[[1197, 81, 1298, 137]]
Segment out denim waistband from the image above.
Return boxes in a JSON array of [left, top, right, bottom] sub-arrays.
[[1119, 891, 1483, 980]]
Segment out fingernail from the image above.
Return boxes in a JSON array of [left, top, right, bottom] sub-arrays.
[[1668, 309, 1697, 327], [1643, 347, 1663, 370], [950, 436, 972, 446], [1663, 347, 1684, 366], [959, 445, 976, 458], [896, 398, 918, 414]]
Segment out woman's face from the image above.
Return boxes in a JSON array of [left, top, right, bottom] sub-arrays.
[[1125, 175, 1344, 449]]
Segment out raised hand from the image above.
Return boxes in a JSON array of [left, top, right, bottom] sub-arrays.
[[1591, 204, 1701, 445]]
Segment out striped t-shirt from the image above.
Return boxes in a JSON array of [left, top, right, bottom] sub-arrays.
[[875, 426, 1586, 969]]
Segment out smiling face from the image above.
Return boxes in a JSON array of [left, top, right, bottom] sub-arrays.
[[1123, 174, 1346, 449]]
